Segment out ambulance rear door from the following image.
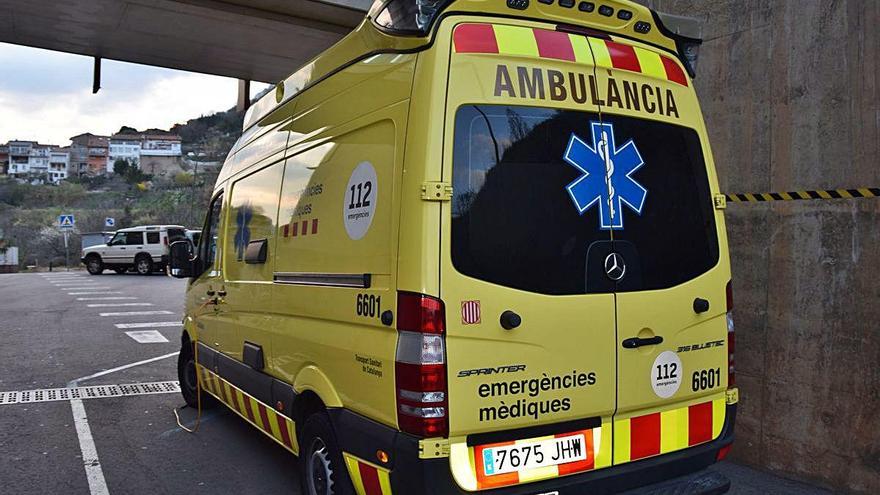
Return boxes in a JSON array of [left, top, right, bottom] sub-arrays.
[[579, 36, 733, 465]]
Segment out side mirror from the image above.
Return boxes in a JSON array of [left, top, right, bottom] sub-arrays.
[[169, 240, 195, 278]]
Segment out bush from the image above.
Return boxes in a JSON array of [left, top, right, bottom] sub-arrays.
[[173, 172, 194, 186]]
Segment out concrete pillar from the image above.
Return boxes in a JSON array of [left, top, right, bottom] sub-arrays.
[[237, 79, 251, 113]]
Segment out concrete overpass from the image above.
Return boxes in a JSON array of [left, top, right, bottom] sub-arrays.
[[0, 0, 372, 84]]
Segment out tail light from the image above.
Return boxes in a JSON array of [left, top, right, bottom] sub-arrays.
[[726, 281, 735, 388], [395, 292, 448, 437], [164, 236, 169, 246]]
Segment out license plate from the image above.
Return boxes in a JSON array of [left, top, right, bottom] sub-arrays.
[[481, 434, 587, 476]]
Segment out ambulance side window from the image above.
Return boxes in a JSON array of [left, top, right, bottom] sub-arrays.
[[200, 193, 223, 272]]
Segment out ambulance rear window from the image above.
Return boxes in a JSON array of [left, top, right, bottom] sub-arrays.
[[450, 105, 718, 295]]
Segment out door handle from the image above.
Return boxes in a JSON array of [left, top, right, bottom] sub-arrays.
[[622, 336, 664, 349]]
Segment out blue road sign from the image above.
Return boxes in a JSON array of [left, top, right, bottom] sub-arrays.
[[105, 217, 116, 228], [58, 214, 75, 230]]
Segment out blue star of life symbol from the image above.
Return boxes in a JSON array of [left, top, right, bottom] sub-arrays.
[[563, 122, 647, 230], [234, 204, 253, 261]]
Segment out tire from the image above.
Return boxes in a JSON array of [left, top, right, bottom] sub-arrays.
[[135, 254, 153, 275], [299, 413, 354, 495], [85, 255, 104, 275], [177, 340, 215, 409], [113, 268, 127, 274]]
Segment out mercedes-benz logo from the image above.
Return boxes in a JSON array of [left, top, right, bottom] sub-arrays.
[[604, 252, 626, 281]]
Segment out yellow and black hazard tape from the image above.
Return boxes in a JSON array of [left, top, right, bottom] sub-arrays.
[[726, 188, 880, 203]]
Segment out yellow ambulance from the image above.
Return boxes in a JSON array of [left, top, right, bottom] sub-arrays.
[[170, 0, 739, 493]]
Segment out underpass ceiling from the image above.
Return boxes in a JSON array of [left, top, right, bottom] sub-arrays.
[[0, 0, 373, 83]]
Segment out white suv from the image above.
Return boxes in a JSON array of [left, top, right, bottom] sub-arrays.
[[81, 225, 188, 275]]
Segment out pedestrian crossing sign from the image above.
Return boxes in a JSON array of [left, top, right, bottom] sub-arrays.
[[58, 214, 75, 230]]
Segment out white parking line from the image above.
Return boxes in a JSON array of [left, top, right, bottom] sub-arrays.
[[72, 352, 179, 384], [70, 398, 109, 495], [114, 321, 181, 329], [125, 331, 169, 343], [76, 297, 137, 301], [62, 287, 112, 290], [99, 310, 173, 317], [66, 352, 179, 495], [69, 291, 123, 295], [87, 303, 154, 308]]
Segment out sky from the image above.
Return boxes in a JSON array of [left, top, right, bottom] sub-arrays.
[[0, 42, 270, 146]]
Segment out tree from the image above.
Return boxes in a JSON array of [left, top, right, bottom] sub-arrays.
[[113, 159, 130, 176], [117, 126, 138, 134]]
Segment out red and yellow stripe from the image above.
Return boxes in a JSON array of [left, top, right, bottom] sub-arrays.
[[344, 454, 393, 495], [614, 398, 725, 463], [453, 23, 688, 87], [198, 365, 299, 453]]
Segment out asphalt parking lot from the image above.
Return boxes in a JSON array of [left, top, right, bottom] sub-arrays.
[[0, 271, 833, 495]]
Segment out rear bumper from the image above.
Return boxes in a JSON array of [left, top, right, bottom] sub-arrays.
[[331, 404, 736, 495]]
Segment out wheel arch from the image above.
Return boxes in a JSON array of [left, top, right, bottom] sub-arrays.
[[181, 317, 198, 345], [293, 365, 343, 421]]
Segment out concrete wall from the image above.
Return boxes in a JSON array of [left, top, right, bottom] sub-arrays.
[[634, 1, 880, 493]]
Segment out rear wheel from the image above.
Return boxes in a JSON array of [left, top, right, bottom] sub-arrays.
[[85, 255, 103, 275], [177, 339, 215, 409], [135, 254, 153, 275], [299, 413, 354, 495]]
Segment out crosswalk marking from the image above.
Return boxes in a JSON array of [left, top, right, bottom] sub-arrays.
[[76, 297, 137, 301], [87, 303, 154, 308], [125, 331, 169, 343], [99, 310, 173, 317], [115, 322, 181, 329], [69, 291, 123, 295]]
